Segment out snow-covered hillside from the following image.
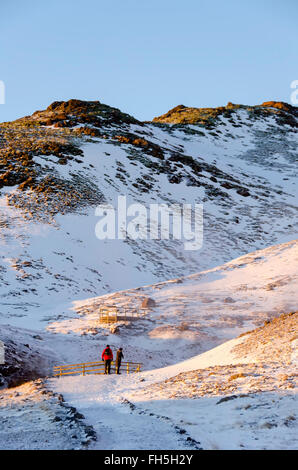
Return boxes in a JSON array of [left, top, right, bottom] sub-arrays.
[[46, 239, 298, 369], [48, 311, 297, 450], [0, 241, 297, 449], [0, 100, 297, 324], [0, 379, 96, 449]]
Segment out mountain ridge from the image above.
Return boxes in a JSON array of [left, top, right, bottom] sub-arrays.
[[152, 100, 298, 125]]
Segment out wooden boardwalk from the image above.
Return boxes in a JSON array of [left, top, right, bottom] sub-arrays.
[[99, 305, 148, 323]]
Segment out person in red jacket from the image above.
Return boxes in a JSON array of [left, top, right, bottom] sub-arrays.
[[102, 344, 113, 374]]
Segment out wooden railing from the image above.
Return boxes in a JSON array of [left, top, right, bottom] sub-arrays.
[[53, 360, 142, 377]]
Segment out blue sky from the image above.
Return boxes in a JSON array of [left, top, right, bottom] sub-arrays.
[[0, 0, 297, 122]]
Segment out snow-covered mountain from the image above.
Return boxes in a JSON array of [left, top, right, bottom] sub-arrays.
[[0, 98, 297, 450], [0, 99, 297, 324]]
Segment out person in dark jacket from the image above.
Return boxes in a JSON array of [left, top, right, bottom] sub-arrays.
[[115, 347, 124, 374], [102, 345, 113, 374]]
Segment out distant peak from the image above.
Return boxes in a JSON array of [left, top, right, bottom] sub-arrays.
[[11, 98, 139, 128]]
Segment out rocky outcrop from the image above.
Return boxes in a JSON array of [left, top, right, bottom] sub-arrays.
[[261, 101, 296, 113], [152, 100, 297, 125], [0, 326, 56, 389], [141, 297, 156, 308]]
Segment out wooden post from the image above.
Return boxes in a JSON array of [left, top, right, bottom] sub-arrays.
[[127, 363, 129, 375], [83, 364, 85, 376]]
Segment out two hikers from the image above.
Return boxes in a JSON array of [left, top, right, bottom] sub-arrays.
[[101, 345, 124, 375]]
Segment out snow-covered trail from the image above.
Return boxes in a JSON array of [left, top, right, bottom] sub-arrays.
[[47, 336, 246, 449], [48, 373, 199, 450], [49, 368, 297, 450]]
